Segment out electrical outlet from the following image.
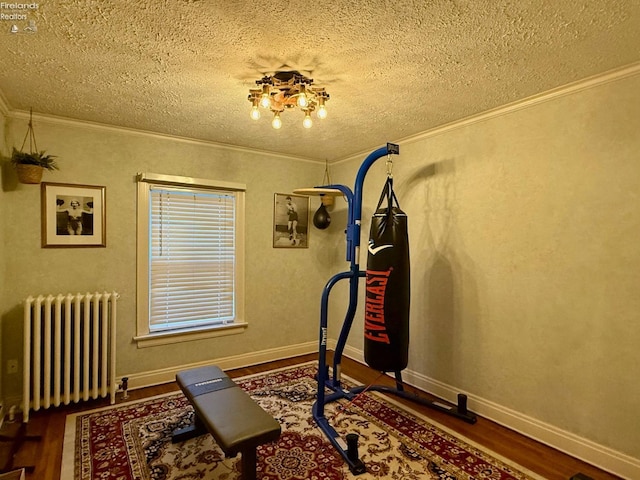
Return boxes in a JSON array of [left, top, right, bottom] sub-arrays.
[[7, 359, 18, 374]]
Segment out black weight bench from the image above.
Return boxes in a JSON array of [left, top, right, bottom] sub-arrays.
[[172, 365, 281, 480]]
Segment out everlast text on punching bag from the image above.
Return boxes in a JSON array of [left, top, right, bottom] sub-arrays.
[[364, 176, 410, 372]]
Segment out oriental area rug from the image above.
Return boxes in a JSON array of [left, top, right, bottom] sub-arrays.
[[61, 362, 543, 480]]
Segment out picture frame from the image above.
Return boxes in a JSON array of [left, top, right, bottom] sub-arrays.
[[273, 193, 309, 248], [41, 182, 106, 248]]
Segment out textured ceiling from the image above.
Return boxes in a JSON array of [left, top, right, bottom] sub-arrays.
[[1, 0, 639, 161]]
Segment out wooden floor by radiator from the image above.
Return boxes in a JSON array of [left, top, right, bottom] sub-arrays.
[[3, 354, 621, 480]]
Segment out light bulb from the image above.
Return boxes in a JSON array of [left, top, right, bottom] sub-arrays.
[[317, 104, 327, 119], [250, 106, 261, 120], [272, 113, 282, 129], [303, 113, 313, 129], [259, 85, 270, 109], [297, 84, 308, 108]]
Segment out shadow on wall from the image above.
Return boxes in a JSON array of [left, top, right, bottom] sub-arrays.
[[398, 159, 481, 384], [426, 253, 456, 379], [1, 157, 20, 192]]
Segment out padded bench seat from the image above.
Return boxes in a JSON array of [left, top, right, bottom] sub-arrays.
[[172, 365, 281, 480]]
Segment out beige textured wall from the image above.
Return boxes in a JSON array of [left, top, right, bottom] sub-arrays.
[[0, 109, 7, 404], [0, 118, 330, 403], [332, 73, 640, 459]]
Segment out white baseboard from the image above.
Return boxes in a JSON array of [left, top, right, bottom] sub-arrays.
[[119, 341, 318, 391], [342, 345, 639, 480]]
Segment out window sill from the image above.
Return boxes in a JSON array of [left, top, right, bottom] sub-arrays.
[[134, 322, 248, 348]]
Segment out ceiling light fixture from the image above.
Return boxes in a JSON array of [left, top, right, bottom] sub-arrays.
[[248, 71, 329, 129]]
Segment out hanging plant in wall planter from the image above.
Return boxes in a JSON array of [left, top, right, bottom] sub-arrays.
[[10, 109, 59, 184], [11, 148, 58, 184]]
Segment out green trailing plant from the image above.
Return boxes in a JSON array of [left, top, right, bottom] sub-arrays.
[[10, 147, 59, 171]]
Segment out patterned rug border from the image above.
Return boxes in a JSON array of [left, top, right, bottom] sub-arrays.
[[61, 361, 545, 480], [364, 390, 545, 479]]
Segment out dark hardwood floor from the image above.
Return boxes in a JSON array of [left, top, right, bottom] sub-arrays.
[[2, 353, 621, 480]]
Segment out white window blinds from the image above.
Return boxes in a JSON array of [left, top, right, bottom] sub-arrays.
[[149, 187, 236, 332]]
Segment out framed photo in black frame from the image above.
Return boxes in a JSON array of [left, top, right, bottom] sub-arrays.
[[41, 182, 106, 247]]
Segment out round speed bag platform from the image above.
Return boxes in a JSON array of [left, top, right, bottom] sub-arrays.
[[364, 178, 410, 372]]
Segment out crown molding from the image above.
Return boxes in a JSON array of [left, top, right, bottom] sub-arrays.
[[335, 61, 640, 166], [5, 109, 323, 165]]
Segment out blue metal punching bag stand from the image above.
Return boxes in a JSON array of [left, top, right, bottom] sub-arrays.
[[308, 143, 477, 475]]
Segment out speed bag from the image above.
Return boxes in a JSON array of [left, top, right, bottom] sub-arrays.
[[364, 177, 410, 372]]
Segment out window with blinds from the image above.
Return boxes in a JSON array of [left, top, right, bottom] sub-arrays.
[[149, 187, 236, 331], [136, 173, 246, 346]]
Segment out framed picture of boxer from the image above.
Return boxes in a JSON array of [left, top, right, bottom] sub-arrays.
[[273, 193, 309, 248], [41, 182, 106, 247]]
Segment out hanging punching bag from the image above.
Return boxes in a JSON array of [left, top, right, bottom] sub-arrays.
[[364, 177, 410, 372], [313, 202, 331, 229]]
